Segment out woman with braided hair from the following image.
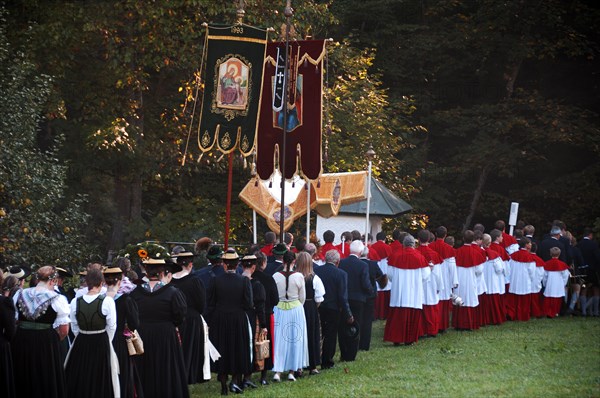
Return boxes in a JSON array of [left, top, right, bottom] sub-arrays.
[[272, 250, 308, 382]]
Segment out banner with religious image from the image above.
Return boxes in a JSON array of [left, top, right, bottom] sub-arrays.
[[256, 40, 326, 180], [198, 24, 268, 156]]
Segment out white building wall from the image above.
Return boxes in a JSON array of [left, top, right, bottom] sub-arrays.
[[315, 214, 382, 245]]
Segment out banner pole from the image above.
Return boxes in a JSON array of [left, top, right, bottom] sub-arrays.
[[306, 181, 311, 242], [253, 209, 258, 244], [224, 152, 234, 250], [279, 0, 293, 243]]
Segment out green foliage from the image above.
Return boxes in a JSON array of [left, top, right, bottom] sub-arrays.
[[0, 11, 93, 268]]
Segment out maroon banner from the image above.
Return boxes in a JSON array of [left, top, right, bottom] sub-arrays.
[[256, 40, 326, 180]]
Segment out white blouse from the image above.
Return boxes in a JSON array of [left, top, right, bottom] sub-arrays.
[[69, 293, 117, 341], [312, 274, 326, 303], [273, 271, 306, 304]]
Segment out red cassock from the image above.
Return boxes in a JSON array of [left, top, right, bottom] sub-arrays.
[[384, 249, 428, 344], [416, 246, 443, 337], [543, 259, 570, 318], [482, 248, 505, 325], [371, 241, 392, 259], [367, 247, 381, 262], [488, 242, 511, 317], [319, 242, 339, 261], [507, 250, 536, 321], [336, 242, 350, 259], [429, 239, 457, 332], [530, 254, 546, 318], [375, 291, 391, 320], [390, 240, 403, 253], [453, 245, 486, 330], [260, 243, 274, 256]]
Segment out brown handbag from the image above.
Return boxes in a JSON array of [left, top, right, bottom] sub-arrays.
[[125, 327, 144, 356], [255, 329, 270, 361]]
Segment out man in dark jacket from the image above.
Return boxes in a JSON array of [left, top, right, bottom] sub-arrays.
[[338, 240, 373, 361], [314, 249, 353, 369]]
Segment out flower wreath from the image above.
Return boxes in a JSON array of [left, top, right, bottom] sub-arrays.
[[118, 242, 171, 266]]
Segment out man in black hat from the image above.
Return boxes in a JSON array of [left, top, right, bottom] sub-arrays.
[[264, 243, 287, 276], [55, 267, 75, 302], [196, 245, 224, 310]]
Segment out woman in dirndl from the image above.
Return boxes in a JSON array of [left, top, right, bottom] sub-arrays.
[[11, 265, 70, 398], [130, 250, 189, 398], [272, 250, 308, 382], [207, 249, 253, 395], [104, 265, 144, 398], [65, 264, 119, 398]]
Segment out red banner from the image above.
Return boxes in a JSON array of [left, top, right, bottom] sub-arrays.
[[256, 40, 326, 180]]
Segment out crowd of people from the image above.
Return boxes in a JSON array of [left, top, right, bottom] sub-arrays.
[[0, 219, 598, 397]]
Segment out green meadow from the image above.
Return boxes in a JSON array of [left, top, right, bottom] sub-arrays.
[[191, 316, 600, 397]]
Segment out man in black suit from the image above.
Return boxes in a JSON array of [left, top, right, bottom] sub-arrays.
[[538, 226, 568, 262], [338, 240, 373, 361], [264, 243, 286, 276], [577, 228, 600, 316], [359, 247, 383, 351], [314, 249, 353, 370]]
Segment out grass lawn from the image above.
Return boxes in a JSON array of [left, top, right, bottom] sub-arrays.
[[190, 316, 600, 397]]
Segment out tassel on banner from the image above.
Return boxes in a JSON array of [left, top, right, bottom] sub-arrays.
[[243, 155, 247, 169], [197, 153, 204, 163], [269, 180, 273, 188], [317, 179, 321, 188], [217, 154, 225, 162], [292, 180, 295, 188], [304, 183, 308, 191], [254, 179, 259, 187]]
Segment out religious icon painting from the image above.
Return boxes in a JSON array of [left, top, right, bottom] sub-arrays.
[[198, 24, 268, 155], [272, 74, 303, 131], [215, 56, 250, 111]]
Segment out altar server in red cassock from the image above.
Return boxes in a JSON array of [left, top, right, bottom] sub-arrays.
[[489, 229, 512, 319], [429, 226, 458, 333], [495, 220, 519, 255], [371, 232, 392, 320], [530, 245, 546, 318], [507, 238, 536, 321], [473, 231, 488, 326], [416, 230, 444, 337], [319, 230, 339, 261], [384, 235, 430, 345], [452, 230, 486, 330], [542, 247, 571, 318], [481, 234, 506, 325], [371, 232, 392, 260]]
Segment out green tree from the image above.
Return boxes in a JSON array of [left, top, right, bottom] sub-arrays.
[[335, 0, 600, 234], [0, 11, 93, 268]]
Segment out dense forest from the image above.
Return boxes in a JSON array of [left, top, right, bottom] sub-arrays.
[[1, 0, 599, 268]]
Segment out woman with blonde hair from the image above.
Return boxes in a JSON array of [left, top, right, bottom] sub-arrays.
[[295, 251, 325, 375], [11, 265, 70, 398]]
